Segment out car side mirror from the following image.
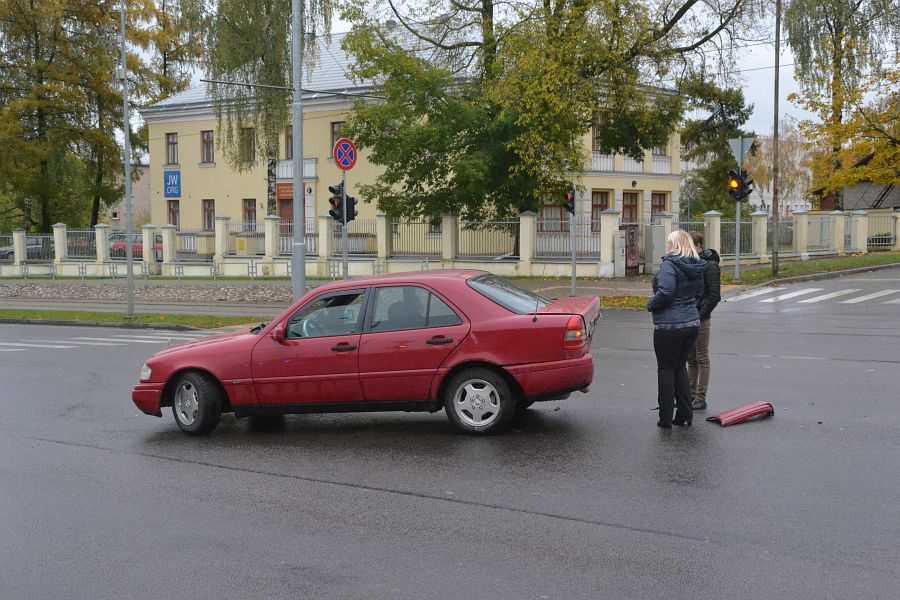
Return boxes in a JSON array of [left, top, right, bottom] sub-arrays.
[[272, 322, 286, 343]]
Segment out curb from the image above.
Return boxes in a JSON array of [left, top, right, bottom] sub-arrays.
[[0, 318, 203, 331], [725, 261, 900, 297]]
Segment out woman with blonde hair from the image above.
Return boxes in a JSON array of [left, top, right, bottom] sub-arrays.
[[646, 230, 706, 428]]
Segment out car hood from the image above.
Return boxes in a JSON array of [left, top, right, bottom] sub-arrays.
[[149, 330, 252, 358]]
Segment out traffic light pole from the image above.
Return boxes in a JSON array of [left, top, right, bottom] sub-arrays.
[[341, 170, 349, 279], [570, 191, 577, 297], [735, 144, 745, 282]]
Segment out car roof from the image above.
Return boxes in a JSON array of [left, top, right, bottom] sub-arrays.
[[312, 269, 486, 293]]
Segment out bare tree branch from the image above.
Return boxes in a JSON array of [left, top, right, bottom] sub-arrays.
[[386, 0, 483, 51]]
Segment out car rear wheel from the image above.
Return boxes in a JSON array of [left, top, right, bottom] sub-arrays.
[[444, 368, 516, 435], [171, 372, 222, 435]]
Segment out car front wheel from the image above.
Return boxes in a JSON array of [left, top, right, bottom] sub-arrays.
[[171, 372, 222, 435], [444, 368, 516, 435]]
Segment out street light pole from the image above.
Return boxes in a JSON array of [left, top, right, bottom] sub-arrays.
[[290, 0, 306, 300], [119, 0, 134, 318], [772, 0, 782, 276]]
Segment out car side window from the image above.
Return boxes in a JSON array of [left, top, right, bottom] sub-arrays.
[[286, 291, 365, 339], [367, 286, 461, 333]]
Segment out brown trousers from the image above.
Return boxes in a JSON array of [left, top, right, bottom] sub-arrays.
[[687, 319, 711, 402]]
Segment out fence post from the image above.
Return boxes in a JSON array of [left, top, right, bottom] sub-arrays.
[[53, 223, 67, 264], [318, 216, 334, 259], [752, 211, 769, 262], [375, 213, 392, 260], [95, 224, 110, 269], [264, 215, 280, 261], [214, 216, 230, 265], [142, 225, 158, 275], [657, 213, 674, 238], [703, 211, 721, 254], [518, 211, 535, 276], [599, 209, 620, 278], [850, 210, 868, 254], [13, 229, 26, 266], [831, 211, 846, 255], [893, 212, 900, 252], [160, 225, 177, 273], [441, 214, 457, 263], [792, 209, 809, 260]]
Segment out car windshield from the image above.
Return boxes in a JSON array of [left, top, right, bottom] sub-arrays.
[[467, 274, 550, 315]]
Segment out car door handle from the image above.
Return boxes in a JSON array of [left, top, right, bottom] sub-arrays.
[[426, 336, 453, 345], [331, 342, 357, 352]]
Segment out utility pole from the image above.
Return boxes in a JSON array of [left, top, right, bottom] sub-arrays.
[[290, 0, 306, 299], [119, 0, 134, 318], [341, 171, 348, 279], [771, 0, 782, 276]]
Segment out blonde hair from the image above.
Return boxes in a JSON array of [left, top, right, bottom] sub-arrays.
[[666, 230, 700, 260]]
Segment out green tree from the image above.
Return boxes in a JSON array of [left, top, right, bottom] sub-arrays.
[[679, 77, 754, 220]]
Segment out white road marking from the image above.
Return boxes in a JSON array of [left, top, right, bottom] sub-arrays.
[[882, 296, 900, 304], [71, 336, 167, 344], [797, 289, 862, 303], [0, 348, 25, 352], [0, 342, 79, 349], [110, 335, 197, 342], [839, 290, 900, 304], [123, 333, 207, 341], [32, 339, 126, 347], [727, 287, 783, 302], [143, 331, 210, 337], [760, 288, 824, 303]]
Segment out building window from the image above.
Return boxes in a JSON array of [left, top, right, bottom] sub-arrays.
[[239, 128, 256, 163], [330, 121, 346, 150], [167, 200, 180, 230], [428, 217, 442, 235], [591, 123, 601, 152], [111, 210, 119, 220], [202, 199, 215, 231], [243, 199, 257, 231], [652, 145, 668, 157], [622, 192, 639, 224], [165, 133, 178, 165], [651, 192, 668, 218], [591, 190, 609, 231], [538, 204, 569, 232], [200, 130, 214, 164], [284, 127, 292, 160]]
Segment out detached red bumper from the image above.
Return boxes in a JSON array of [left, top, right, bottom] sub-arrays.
[[507, 354, 593, 400], [132, 383, 165, 417]]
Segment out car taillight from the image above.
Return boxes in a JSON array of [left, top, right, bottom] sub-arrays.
[[564, 315, 587, 349]]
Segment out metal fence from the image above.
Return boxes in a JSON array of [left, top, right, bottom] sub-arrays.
[[66, 230, 97, 260], [535, 219, 602, 259], [279, 220, 318, 256], [390, 221, 441, 258], [768, 219, 794, 254], [226, 222, 264, 256], [720, 221, 753, 257], [458, 221, 520, 260], [807, 215, 834, 253], [331, 218, 377, 257], [868, 213, 895, 251], [176, 230, 214, 262], [679, 221, 705, 237], [25, 235, 54, 262], [0, 234, 13, 263]]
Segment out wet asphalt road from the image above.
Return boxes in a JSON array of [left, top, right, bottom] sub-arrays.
[[3, 269, 900, 599]]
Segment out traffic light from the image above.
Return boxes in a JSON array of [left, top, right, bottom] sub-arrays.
[[564, 190, 576, 215], [346, 196, 358, 222], [328, 183, 344, 222], [727, 169, 754, 201]]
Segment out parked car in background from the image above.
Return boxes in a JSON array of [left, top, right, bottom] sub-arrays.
[[110, 233, 163, 260], [133, 270, 600, 436], [0, 238, 52, 260]]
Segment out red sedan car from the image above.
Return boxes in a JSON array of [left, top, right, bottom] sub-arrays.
[[133, 270, 599, 435]]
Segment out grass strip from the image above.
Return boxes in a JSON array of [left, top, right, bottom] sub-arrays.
[[0, 309, 265, 330], [721, 252, 900, 285], [600, 295, 646, 310]]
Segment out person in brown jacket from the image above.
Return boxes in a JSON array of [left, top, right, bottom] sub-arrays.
[[687, 232, 720, 411]]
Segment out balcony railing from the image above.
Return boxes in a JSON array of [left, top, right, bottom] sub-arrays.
[[652, 156, 671, 174], [622, 157, 644, 173], [591, 153, 614, 171], [276, 158, 317, 180]]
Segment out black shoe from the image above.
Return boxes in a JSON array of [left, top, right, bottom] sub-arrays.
[[692, 399, 707, 411], [657, 421, 672, 429], [672, 418, 692, 427]]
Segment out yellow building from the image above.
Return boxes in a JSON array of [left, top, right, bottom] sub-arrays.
[[141, 33, 682, 236]]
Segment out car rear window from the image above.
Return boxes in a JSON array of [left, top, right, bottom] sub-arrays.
[[467, 274, 550, 315]]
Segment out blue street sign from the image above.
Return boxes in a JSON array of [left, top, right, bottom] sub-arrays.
[[164, 170, 181, 198]]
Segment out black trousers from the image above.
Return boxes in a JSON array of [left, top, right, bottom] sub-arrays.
[[653, 326, 699, 425]]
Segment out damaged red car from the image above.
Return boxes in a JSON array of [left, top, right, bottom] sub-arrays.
[[132, 270, 599, 435]]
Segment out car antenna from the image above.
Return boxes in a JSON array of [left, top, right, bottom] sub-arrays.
[[532, 296, 540, 322]]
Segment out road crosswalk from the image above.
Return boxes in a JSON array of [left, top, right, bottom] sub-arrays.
[[728, 286, 900, 306], [0, 330, 214, 353]]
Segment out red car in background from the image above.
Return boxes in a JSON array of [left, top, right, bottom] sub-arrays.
[[110, 233, 163, 260], [132, 270, 600, 435]]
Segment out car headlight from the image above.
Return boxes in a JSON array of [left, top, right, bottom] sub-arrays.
[[140, 363, 152, 382]]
